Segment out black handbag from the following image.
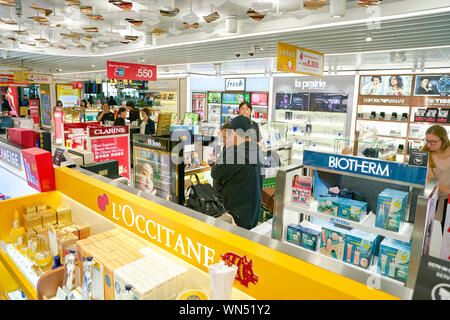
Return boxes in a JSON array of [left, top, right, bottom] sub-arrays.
[[185, 174, 227, 218]]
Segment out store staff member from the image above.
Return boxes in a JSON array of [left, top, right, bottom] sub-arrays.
[[238, 101, 262, 145], [114, 107, 127, 126], [1, 95, 11, 113], [211, 115, 264, 230], [126, 101, 140, 124], [140, 107, 155, 135], [97, 102, 115, 124]]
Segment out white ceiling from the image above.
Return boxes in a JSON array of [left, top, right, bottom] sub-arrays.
[[0, 0, 449, 78]]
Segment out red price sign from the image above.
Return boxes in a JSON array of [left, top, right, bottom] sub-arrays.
[[107, 61, 157, 81], [72, 82, 83, 89]]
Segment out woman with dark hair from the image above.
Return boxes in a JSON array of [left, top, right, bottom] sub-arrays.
[[80, 99, 88, 109], [113, 107, 127, 126], [126, 101, 140, 124], [386, 75, 405, 96], [97, 102, 115, 124], [238, 101, 261, 144], [140, 107, 155, 135]]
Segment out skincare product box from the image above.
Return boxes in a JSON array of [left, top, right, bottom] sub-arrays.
[[378, 238, 411, 283], [319, 223, 349, 260], [298, 221, 321, 252], [286, 224, 302, 247], [317, 196, 342, 217], [337, 198, 368, 222], [343, 229, 380, 269], [375, 188, 409, 233]]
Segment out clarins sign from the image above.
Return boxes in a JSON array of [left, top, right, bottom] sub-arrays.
[[89, 126, 129, 137]]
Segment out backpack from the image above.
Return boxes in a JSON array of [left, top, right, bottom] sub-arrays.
[[185, 174, 227, 218]]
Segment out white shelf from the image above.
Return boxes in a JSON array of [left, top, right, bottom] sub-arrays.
[[276, 119, 345, 127], [291, 133, 340, 141], [285, 201, 413, 243]]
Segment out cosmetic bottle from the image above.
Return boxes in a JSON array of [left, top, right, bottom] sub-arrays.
[[346, 244, 353, 262], [64, 250, 77, 291], [82, 256, 94, 300], [353, 247, 360, 266], [326, 236, 332, 251], [388, 258, 396, 278], [380, 254, 388, 274], [122, 284, 135, 300], [321, 229, 326, 245], [10, 209, 25, 251]]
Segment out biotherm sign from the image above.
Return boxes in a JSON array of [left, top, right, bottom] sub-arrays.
[[303, 150, 427, 186]]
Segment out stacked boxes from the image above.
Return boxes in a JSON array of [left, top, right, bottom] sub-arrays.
[[337, 198, 368, 222], [343, 229, 380, 269], [317, 196, 341, 216], [375, 188, 409, 232], [113, 251, 187, 300], [319, 223, 349, 260], [378, 238, 411, 283], [287, 222, 321, 251], [76, 228, 148, 300]]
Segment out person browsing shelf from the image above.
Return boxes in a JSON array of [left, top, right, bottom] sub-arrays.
[[421, 125, 450, 230], [96, 102, 115, 125], [113, 107, 127, 126], [140, 107, 155, 135]]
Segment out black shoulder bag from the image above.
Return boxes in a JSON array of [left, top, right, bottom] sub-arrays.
[[185, 174, 227, 218]]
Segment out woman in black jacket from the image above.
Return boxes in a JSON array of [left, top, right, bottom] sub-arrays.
[[126, 101, 140, 124], [140, 107, 155, 135], [97, 102, 115, 124], [113, 107, 127, 126]]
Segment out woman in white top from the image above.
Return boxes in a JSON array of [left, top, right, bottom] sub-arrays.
[[421, 125, 450, 231]]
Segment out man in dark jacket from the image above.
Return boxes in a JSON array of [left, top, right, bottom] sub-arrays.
[[211, 115, 264, 230]]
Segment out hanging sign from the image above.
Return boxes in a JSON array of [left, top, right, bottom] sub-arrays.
[[29, 99, 40, 126], [277, 42, 324, 77], [72, 81, 84, 89], [107, 61, 157, 81]]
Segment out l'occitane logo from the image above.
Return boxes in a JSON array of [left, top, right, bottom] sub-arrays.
[[111, 201, 216, 268]]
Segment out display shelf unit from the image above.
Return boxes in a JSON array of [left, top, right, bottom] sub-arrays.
[[285, 201, 414, 243], [271, 152, 436, 299]]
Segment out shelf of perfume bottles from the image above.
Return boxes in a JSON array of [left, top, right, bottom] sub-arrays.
[[285, 201, 414, 243]]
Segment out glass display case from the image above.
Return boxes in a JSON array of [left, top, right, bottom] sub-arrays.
[[334, 137, 397, 160]]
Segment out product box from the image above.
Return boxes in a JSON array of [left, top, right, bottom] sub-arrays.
[[317, 196, 342, 216], [319, 223, 349, 260], [343, 229, 380, 269], [375, 188, 409, 232], [338, 198, 368, 222], [377, 238, 411, 283], [298, 221, 321, 252], [286, 224, 302, 247], [8, 127, 36, 148], [21, 148, 55, 192]]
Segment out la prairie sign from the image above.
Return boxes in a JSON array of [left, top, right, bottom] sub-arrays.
[[225, 78, 246, 91], [294, 78, 327, 90]]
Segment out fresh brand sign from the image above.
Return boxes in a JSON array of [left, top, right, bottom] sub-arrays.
[[225, 78, 246, 91], [303, 150, 428, 186]]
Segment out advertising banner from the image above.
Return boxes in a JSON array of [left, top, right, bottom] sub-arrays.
[[358, 75, 413, 105], [41, 94, 52, 128], [56, 84, 80, 108], [412, 74, 450, 108], [13, 72, 53, 84], [277, 42, 324, 77], [54, 107, 65, 144], [88, 126, 130, 180], [303, 150, 428, 187], [107, 61, 157, 81], [29, 99, 39, 127]]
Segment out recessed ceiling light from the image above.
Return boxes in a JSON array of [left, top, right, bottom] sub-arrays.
[[365, 34, 372, 42], [91, 64, 95, 67]]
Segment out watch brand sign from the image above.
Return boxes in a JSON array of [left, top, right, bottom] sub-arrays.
[[107, 61, 157, 81], [303, 150, 428, 186], [225, 78, 246, 91], [294, 78, 326, 90], [0, 143, 22, 169]]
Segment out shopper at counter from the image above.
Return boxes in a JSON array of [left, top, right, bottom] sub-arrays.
[[126, 101, 140, 124], [238, 101, 261, 144], [140, 107, 156, 135], [1, 95, 11, 113], [211, 115, 263, 230], [421, 125, 449, 228], [21, 94, 29, 107], [108, 96, 118, 106], [97, 102, 115, 124], [113, 107, 127, 126]]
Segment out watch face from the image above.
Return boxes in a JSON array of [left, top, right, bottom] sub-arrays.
[[437, 75, 450, 95]]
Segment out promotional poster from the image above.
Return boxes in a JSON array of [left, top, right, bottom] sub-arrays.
[[359, 75, 413, 96]]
